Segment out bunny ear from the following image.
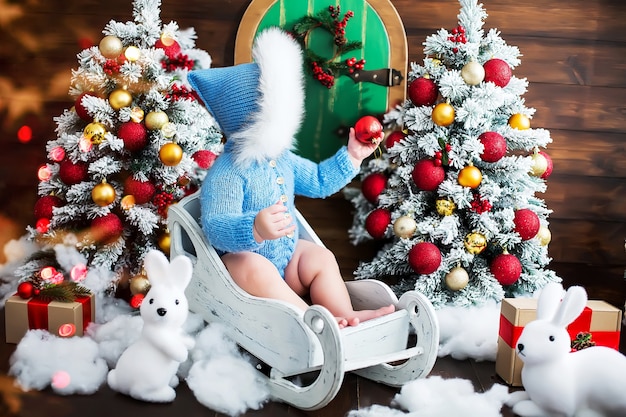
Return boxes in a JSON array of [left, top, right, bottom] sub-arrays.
[[552, 285, 588, 327], [536, 282, 565, 320], [143, 250, 170, 287], [168, 255, 193, 290]]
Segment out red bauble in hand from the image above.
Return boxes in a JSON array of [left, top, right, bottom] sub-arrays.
[[361, 172, 387, 203], [491, 252, 522, 285], [412, 159, 445, 191], [408, 77, 439, 107], [408, 242, 442, 275], [365, 208, 391, 239], [354, 116, 383, 144]]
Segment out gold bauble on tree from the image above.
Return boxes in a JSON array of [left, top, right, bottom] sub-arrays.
[[461, 61, 485, 85], [124, 46, 141, 62], [159, 142, 183, 166], [535, 225, 552, 246], [458, 163, 482, 189], [83, 122, 107, 144], [393, 216, 417, 239], [130, 107, 145, 123], [145, 111, 169, 130], [108, 88, 133, 110], [436, 197, 456, 216], [530, 148, 548, 177], [464, 231, 487, 255], [508, 113, 530, 130], [129, 272, 151, 295], [92, 181, 116, 206], [99, 35, 123, 59], [445, 266, 470, 291], [432, 102, 455, 126], [158, 230, 171, 254]]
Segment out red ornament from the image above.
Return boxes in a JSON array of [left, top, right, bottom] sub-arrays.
[[385, 130, 405, 149], [361, 172, 387, 203], [192, 150, 217, 169], [17, 281, 34, 299], [36, 218, 50, 233], [408, 242, 442, 275], [483, 58, 512, 88], [412, 159, 445, 191], [479, 131, 507, 162], [58, 159, 88, 185], [34, 195, 64, 219], [124, 177, 156, 205], [117, 121, 148, 152], [130, 293, 145, 309], [490, 253, 522, 285], [513, 208, 540, 240], [408, 77, 439, 107], [539, 151, 553, 179], [365, 208, 391, 239], [90, 213, 124, 244], [74, 92, 95, 122], [354, 116, 383, 144], [154, 38, 181, 59]]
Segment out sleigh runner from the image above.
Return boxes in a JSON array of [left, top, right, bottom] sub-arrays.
[[168, 192, 439, 410]]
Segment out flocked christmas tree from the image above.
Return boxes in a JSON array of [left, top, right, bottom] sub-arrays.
[[346, 0, 560, 307], [12, 0, 222, 301]]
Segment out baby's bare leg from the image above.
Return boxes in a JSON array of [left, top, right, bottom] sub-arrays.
[[284, 240, 394, 326], [222, 252, 309, 311]]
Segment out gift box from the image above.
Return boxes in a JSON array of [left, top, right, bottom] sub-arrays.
[[496, 297, 622, 386], [4, 293, 95, 343]]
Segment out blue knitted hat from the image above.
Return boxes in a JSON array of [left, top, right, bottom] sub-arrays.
[[188, 63, 260, 138]]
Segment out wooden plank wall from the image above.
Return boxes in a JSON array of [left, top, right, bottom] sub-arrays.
[[0, 0, 624, 304]]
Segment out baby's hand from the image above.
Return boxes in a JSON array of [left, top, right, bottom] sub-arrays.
[[253, 201, 296, 242], [347, 127, 383, 168]]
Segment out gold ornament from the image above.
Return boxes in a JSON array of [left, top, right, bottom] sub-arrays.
[[99, 35, 123, 59], [436, 197, 456, 216], [535, 225, 552, 246], [129, 273, 150, 295], [92, 181, 116, 206], [121, 194, 136, 210], [108, 88, 133, 110], [464, 231, 487, 255], [458, 163, 482, 189], [159, 142, 183, 166], [83, 122, 107, 144], [445, 266, 469, 291], [145, 111, 169, 130], [432, 102, 455, 126], [393, 216, 417, 239], [530, 149, 548, 177], [124, 46, 141, 62], [158, 230, 171, 254], [509, 113, 530, 130], [130, 107, 145, 123], [461, 61, 485, 85]]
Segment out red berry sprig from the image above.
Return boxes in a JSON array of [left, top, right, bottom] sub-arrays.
[[329, 6, 354, 46], [103, 59, 121, 75], [345, 57, 366, 73], [434, 142, 453, 167], [153, 191, 174, 218], [166, 84, 195, 101], [448, 25, 467, 53], [312, 62, 335, 88], [470, 192, 492, 214], [162, 53, 194, 72]]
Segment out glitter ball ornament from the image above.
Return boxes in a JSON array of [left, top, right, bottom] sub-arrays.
[[361, 172, 387, 203], [17, 281, 34, 299], [461, 61, 485, 85], [354, 115, 383, 144], [436, 197, 456, 216], [117, 121, 148, 152], [34, 195, 63, 219], [393, 215, 417, 239], [508, 113, 530, 130], [408, 242, 442, 275], [412, 159, 445, 191], [158, 230, 171, 254], [445, 266, 469, 291], [144, 110, 169, 130], [408, 77, 439, 107], [90, 213, 124, 244], [365, 208, 391, 239], [385, 130, 405, 149], [91, 181, 116, 206], [458, 164, 482, 188], [536, 225, 552, 246], [74, 92, 96, 121], [99, 35, 123, 59], [530, 150, 553, 179], [124, 177, 156, 204], [514, 208, 540, 240], [432, 102, 455, 126], [58, 159, 88, 185], [490, 252, 522, 285], [130, 274, 150, 295], [483, 58, 512, 87], [108, 88, 133, 110], [479, 131, 507, 162], [464, 231, 487, 255], [159, 142, 183, 166], [192, 150, 217, 169], [83, 122, 107, 144]]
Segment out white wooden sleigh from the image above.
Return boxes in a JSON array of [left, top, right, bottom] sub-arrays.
[[168, 192, 439, 410]]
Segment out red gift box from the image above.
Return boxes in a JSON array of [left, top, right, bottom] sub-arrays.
[[4, 293, 95, 343], [496, 297, 622, 386]]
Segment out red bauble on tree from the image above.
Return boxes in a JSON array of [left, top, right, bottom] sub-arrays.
[[124, 177, 156, 205], [365, 208, 391, 239], [361, 172, 387, 203], [354, 115, 383, 144], [408, 242, 442, 275], [514, 208, 540, 240], [408, 77, 439, 106], [154, 38, 181, 59], [479, 131, 507, 162], [483, 58, 512, 88], [74, 92, 96, 122], [117, 121, 148, 152], [34, 195, 64, 219], [490, 252, 522, 285], [385, 130, 405, 149], [90, 213, 124, 244], [192, 150, 217, 169], [58, 159, 88, 185], [412, 159, 445, 191]]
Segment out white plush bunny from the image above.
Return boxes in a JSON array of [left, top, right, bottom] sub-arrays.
[[507, 282, 626, 417], [107, 250, 195, 402]]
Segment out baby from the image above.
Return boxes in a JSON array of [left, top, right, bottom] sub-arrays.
[[188, 27, 394, 327]]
